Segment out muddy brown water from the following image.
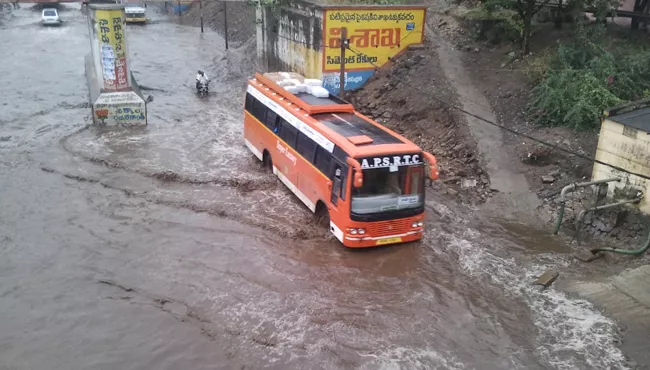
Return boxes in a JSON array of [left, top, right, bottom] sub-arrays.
[[0, 4, 636, 369]]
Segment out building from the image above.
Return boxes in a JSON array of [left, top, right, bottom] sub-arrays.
[[592, 99, 650, 213], [256, 0, 427, 95]]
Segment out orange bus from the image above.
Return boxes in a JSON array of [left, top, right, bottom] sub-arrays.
[[243, 72, 439, 248]]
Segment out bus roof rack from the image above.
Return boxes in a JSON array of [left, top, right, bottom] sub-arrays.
[[254, 72, 355, 115]]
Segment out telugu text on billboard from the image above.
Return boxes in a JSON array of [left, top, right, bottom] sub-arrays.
[[96, 9, 129, 91], [322, 8, 426, 73]]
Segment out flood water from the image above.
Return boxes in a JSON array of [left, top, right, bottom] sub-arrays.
[[0, 4, 636, 369]]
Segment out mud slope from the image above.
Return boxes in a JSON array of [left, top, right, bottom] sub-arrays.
[[348, 46, 491, 204]]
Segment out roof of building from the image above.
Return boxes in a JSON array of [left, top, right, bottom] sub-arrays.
[[609, 107, 650, 133]]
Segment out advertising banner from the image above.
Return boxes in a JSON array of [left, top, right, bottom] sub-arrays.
[[95, 9, 129, 91], [322, 7, 426, 93], [93, 91, 146, 126]]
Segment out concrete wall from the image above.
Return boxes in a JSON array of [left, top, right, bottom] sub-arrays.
[[256, 1, 324, 78], [256, 1, 427, 95], [592, 118, 650, 212]]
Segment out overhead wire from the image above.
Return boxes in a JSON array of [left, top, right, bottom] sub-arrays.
[[251, 20, 650, 181]]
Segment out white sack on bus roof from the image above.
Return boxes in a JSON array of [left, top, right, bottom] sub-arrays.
[[304, 79, 323, 87], [310, 86, 330, 98]]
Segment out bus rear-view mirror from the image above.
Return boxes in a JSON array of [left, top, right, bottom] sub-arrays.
[[422, 152, 439, 181], [429, 167, 439, 181]]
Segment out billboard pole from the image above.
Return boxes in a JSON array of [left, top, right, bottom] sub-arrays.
[[86, 3, 147, 126], [338, 27, 347, 98]]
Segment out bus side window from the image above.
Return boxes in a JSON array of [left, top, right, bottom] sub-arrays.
[[265, 110, 278, 131], [252, 98, 267, 123], [296, 133, 317, 162], [278, 119, 298, 148], [245, 93, 254, 112], [314, 146, 331, 175]]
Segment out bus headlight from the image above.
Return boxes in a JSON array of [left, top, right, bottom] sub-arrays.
[[358, 229, 366, 235], [349, 229, 358, 235], [418, 222, 423, 227], [412, 222, 418, 228]]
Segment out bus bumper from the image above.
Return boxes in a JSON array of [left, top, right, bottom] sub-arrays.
[[342, 229, 424, 248]]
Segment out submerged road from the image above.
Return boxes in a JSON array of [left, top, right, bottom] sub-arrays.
[[0, 4, 637, 369]]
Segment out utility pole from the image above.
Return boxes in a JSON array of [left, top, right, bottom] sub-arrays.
[[224, 1, 229, 50], [338, 27, 348, 98], [199, 0, 203, 33], [177, 0, 181, 24]]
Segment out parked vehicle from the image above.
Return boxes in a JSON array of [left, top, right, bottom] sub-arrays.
[[41, 8, 61, 26]]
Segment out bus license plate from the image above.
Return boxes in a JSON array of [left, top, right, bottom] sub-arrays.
[[376, 237, 402, 245]]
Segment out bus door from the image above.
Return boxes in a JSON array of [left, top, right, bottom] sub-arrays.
[[404, 165, 424, 195], [327, 161, 350, 240], [329, 161, 348, 210]]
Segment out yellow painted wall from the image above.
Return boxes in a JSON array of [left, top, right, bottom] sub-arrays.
[[289, 42, 322, 79], [322, 8, 426, 73], [592, 118, 650, 213]]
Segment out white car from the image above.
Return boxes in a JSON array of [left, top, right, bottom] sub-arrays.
[[41, 8, 61, 26]]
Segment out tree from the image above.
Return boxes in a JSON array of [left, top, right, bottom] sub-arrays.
[[513, 0, 553, 54], [631, 0, 649, 29]]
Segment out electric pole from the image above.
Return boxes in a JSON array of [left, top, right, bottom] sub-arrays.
[[199, 0, 203, 33], [339, 27, 348, 98]]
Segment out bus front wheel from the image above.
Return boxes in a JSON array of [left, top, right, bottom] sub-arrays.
[[315, 202, 329, 228]]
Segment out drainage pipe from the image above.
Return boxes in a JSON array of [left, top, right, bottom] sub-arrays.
[[574, 195, 643, 244], [591, 228, 650, 256], [553, 177, 621, 235]]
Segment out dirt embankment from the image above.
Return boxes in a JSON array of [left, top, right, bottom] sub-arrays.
[[427, 7, 650, 251], [349, 6, 650, 251], [347, 46, 491, 205]]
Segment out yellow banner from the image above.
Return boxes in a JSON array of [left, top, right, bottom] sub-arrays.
[[96, 9, 129, 90], [323, 8, 426, 72]]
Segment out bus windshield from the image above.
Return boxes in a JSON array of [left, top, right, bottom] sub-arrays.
[[350, 165, 424, 215]]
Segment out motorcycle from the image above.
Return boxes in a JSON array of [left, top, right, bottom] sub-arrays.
[[196, 80, 209, 97]]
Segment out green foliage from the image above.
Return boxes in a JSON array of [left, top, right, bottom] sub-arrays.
[[529, 26, 650, 130], [482, 0, 516, 13], [460, 5, 522, 43], [349, 0, 408, 4]]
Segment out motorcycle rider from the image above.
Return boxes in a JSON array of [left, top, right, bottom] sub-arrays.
[[196, 70, 209, 91]]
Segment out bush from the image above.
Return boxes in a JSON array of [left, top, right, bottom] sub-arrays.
[[529, 27, 650, 130]]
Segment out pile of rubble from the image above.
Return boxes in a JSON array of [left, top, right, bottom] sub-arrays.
[[544, 186, 649, 245], [347, 48, 492, 203]]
